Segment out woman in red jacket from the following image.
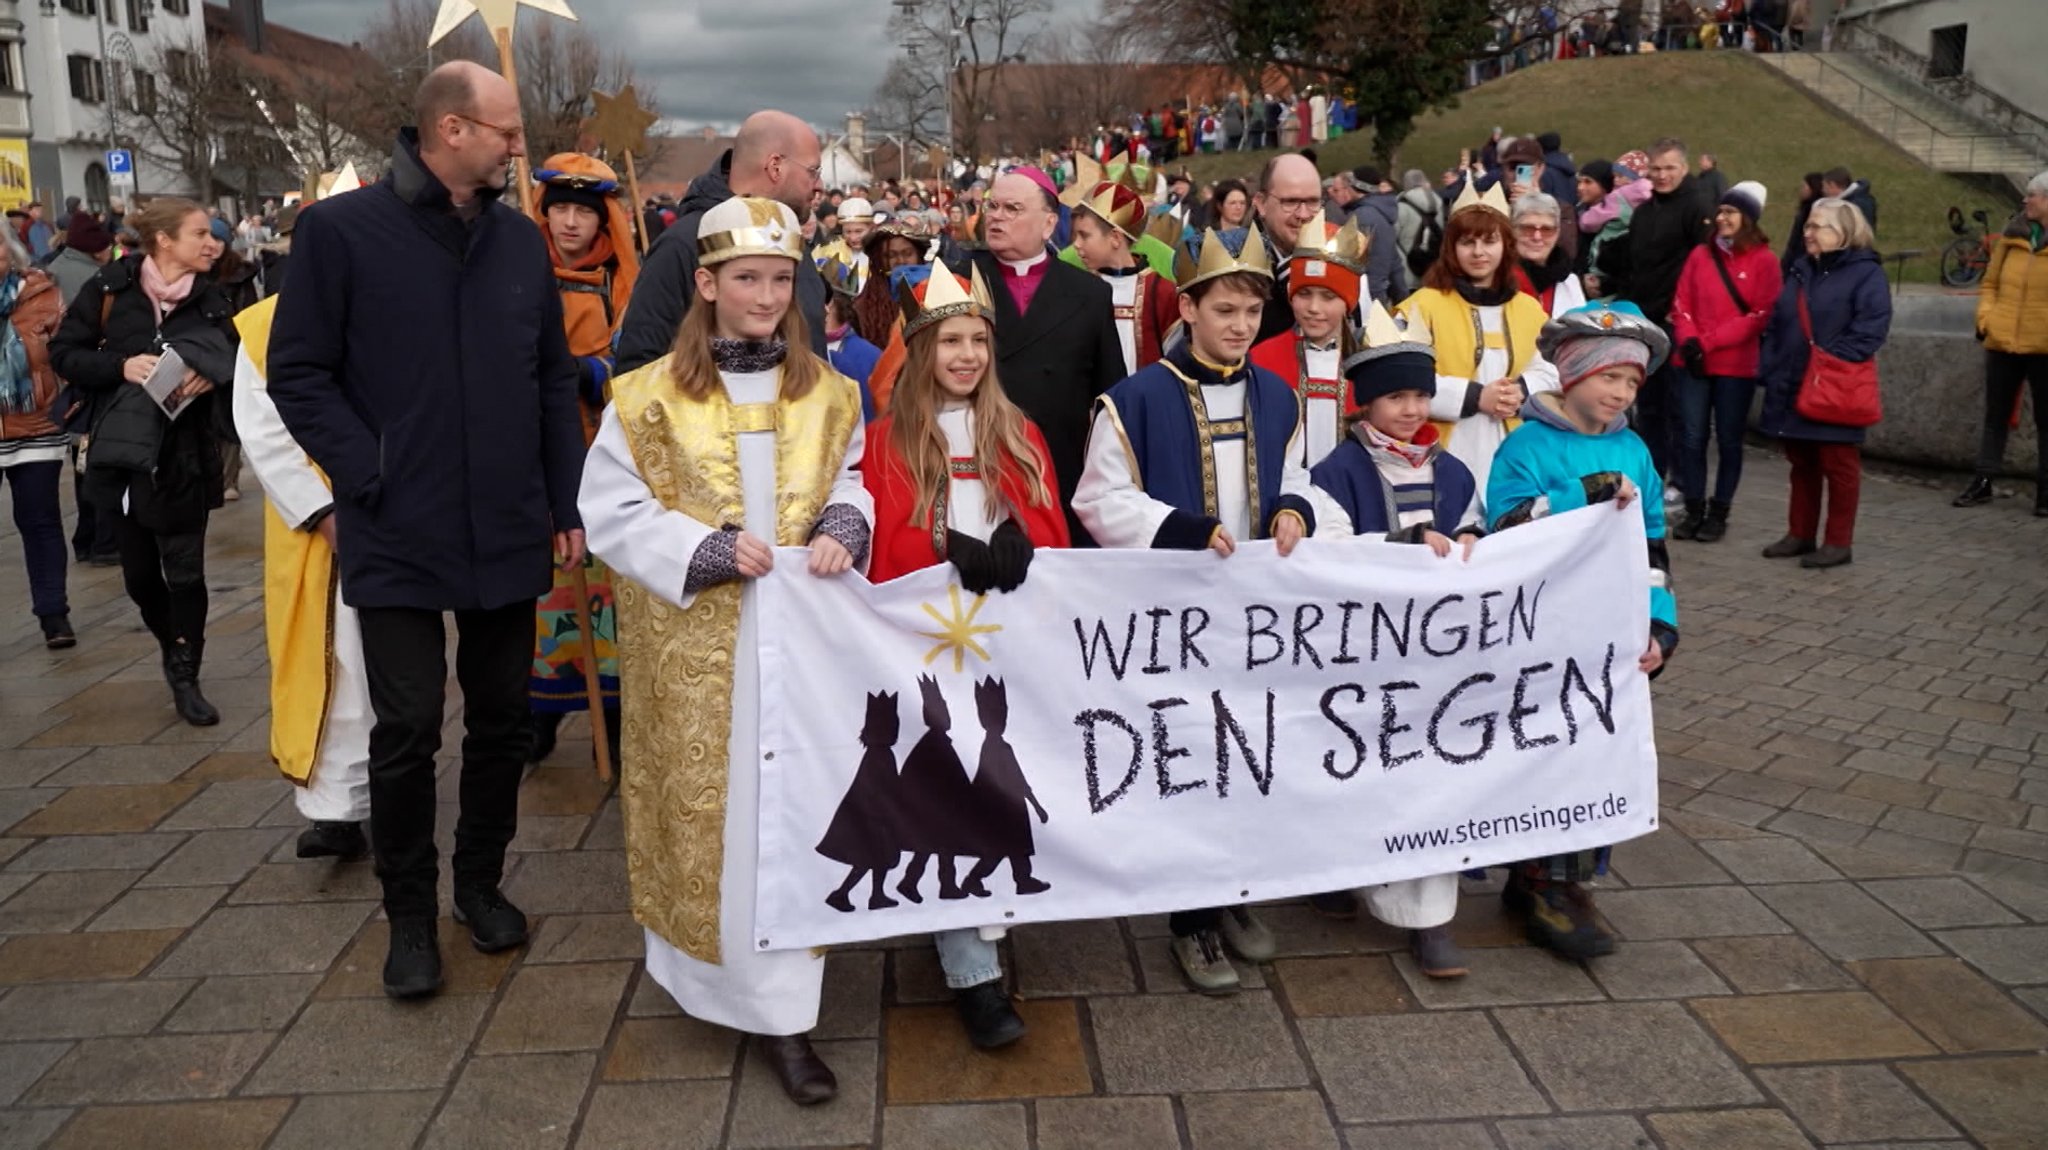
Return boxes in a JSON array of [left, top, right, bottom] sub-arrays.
[[859, 262, 1067, 1051], [1669, 181, 1781, 542]]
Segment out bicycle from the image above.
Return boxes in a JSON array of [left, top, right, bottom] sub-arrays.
[[1940, 205, 1993, 288]]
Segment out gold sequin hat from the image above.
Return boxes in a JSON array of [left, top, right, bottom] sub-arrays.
[[1290, 208, 1371, 275], [1173, 222, 1275, 292], [1340, 303, 1439, 412], [897, 264, 996, 340], [696, 196, 805, 266]]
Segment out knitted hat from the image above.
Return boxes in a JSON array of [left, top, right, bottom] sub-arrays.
[[1341, 304, 1437, 412], [208, 217, 232, 243], [1579, 160, 1616, 194], [1538, 302, 1672, 391], [540, 181, 610, 223], [1616, 150, 1651, 179], [1720, 180, 1767, 223], [64, 211, 112, 255]]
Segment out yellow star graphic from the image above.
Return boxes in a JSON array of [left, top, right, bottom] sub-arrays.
[[585, 86, 660, 158], [915, 585, 1003, 674], [430, 0, 577, 45]]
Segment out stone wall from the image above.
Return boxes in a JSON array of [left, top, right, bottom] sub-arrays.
[[1864, 293, 2037, 478]]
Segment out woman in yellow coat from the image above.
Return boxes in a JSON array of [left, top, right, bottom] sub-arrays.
[[1398, 181, 1558, 503], [1955, 171, 2048, 517]]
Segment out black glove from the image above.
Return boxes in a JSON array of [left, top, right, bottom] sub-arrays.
[[947, 530, 998, 595], [1580, 471, 1629, 505], [986, 518, 1035, 593], [1680, 338, 1706, 374]]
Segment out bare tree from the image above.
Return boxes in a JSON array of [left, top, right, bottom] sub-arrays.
[[1011, 17, 1148, 150], [868, 54, 946, 156], [119, 33, 244, 198], [886, 0, 1051, 165], [355, 0, 493, 146]]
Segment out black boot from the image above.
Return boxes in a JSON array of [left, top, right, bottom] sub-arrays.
[[1693, 500, 1730, 543], [383, 918, 442, 999], [164, 639, 220, 727], [1952, 476, 1994, 507], [452, 886, 529, 953], [954, 979, 1028, 1049], [40, 614, 76, 651], [601, 705, 622, 771], [527, 711, 562, 764], [1671, 499, 1706, 540], [297, 821, 368, 860]]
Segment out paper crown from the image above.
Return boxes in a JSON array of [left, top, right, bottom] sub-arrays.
[[838, 196, 875, 223], [818, 248, 864, 299], [898, 264, 995, 340], [1173, 223, 1275, 291], [301, 162, 360, 204], [1143, 208, 1182, 247], [1450, 179, 1512, 219], [1290, 209, 1371, 275], [1077, 179, 1147, 241], [696, 196, 805, 266], [1340, 303, 1440, 411]]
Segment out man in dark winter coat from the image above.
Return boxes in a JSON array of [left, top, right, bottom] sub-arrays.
[[1620, 136, 1716, 479], [1345, 167, 1402, 308], [267, 62, 588, 1001], [616, 110, 825, 372], [1822, 167, 1878, 235]]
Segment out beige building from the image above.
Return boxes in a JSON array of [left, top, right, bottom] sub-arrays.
[[1827, 0, 2045, 124]]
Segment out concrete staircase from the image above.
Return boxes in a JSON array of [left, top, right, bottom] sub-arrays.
[[1759, 50, 2045, 189]]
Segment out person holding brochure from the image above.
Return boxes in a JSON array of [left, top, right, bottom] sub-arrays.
[[49, 197, 239, 726]]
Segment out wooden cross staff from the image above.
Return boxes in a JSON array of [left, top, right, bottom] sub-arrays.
[[432, 0, 618, 782], [585, 86, 661, 255]]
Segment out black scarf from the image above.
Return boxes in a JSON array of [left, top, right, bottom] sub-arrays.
[[710, 337, 788, 374], [1453, 279, 1517, 308]]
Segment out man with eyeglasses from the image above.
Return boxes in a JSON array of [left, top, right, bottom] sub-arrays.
[[1252, 153, 1326, 341], [616, 109, 828, 373], [268, 62, 589, 1000], [968, 167, 1127, 543], [1618, 135, 1716, 487]]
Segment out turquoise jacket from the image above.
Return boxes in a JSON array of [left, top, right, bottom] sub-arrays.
[[1487, 392, 1678, 635]]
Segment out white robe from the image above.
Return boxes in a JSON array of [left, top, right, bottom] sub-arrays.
[[577, 367, 873, 1036], [1102, 273, 1140, 378], [231, 346, 370, 824], [1073, 376, 1316, 548], [1426, 305, 1560, 502], [1296, 343, 1343, 470]]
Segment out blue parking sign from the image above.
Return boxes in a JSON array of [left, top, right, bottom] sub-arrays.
[[106, 149, 132, 175]]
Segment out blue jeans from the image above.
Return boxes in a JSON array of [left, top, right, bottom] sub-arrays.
[[3, 460, 70, 619], [933, 929, 1001, 990], [1676, 373, 1758, 505]]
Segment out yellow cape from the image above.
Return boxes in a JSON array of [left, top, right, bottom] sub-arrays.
[[236, 297, 336, 785]]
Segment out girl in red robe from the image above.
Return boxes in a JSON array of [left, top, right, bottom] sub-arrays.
[[858, 265, 1067, 1052]]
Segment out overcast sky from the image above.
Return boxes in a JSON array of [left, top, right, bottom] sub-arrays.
[[261, 0, 1096, 131]]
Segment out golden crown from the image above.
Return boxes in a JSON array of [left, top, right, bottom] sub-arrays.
[[1450, 179, 1512, 219], [1290, 209, 1371, 275], [1078, 180, 1146, 241], [817, 248, 864, 298], [898, 264, 996, 340], [1173, 222, 1275, 291], [696, 196, 806, 267]]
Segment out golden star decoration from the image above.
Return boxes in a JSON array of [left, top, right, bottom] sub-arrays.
[[430, 0, 577, 44], [586, 86, 659, 158], [915, 585, 1002, 674]]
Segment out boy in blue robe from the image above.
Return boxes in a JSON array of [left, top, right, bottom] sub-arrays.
[[1306, 302, 1484, 979], [1073, 223, 1317, 994], [1485, 300, 1680, 960]]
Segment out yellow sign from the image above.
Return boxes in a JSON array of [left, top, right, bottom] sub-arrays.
[[0, 139, 30, 214]]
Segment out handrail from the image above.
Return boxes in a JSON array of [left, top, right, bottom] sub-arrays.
[[1833, 20, 2048, 147], [1768, 50, 2039, 175]]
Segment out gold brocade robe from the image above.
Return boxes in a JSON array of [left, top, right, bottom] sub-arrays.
[[609, 358, 864, 964], [235, 297, 335, 785]]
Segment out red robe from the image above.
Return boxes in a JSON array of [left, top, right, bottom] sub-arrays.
[[1250, 327, 1344, 410], [1134, 270, 1180, 369], [862, 416, 1072, 583]]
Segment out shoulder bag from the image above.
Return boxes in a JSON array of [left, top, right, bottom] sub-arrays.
[[1793, 290, 1882, 428]]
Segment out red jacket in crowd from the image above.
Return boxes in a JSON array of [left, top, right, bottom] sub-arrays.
[[1669, 240, 1783, 379]]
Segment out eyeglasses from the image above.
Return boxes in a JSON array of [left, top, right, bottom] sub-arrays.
[[1515, 224, 1558, 236], [778, 156, 823, 180], [1266, 195, 1322, 214], [983, 200, 1040, 220], [454, 113, 524, 144]]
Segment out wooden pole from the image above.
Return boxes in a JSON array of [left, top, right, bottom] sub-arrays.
[[622, 149, 648, 255], [493, 26, 536, 218], [570, 563, 613, 783]]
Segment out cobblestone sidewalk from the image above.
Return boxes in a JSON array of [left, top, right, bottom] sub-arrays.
[[1, 453, 2044, 1150]]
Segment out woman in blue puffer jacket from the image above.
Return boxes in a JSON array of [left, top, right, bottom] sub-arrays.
[[1756, 197, 1891, 569]]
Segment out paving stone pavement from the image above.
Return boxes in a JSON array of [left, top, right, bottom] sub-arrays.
[[1, 453, 2045, 1150]]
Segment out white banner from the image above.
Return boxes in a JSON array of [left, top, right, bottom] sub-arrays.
[[754, 504, 1659, 951]]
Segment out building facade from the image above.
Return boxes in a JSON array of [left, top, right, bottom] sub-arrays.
[[17, 0, 206, 212]]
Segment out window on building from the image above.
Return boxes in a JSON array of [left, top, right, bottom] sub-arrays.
[[132, 70, 157, 115], [125, 0, 150, 33], [0, 46, 17, 92], [165, 48, 196, 85], [162, 0, 189, 13], [66, 54, 105, 104], [1929, 24, 1967, 80], [60, 0, 97, 16]]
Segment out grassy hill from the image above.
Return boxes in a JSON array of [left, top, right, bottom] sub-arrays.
[[1180, 52, 2019, 283]]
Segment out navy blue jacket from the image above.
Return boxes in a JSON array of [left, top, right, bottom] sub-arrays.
[[268, 130, 586, 611], [1758, 248, 1891, 446]]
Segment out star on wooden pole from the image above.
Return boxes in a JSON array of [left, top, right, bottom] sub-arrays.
[[429, 0, 576, 44], [585, 85, 658, 158]]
